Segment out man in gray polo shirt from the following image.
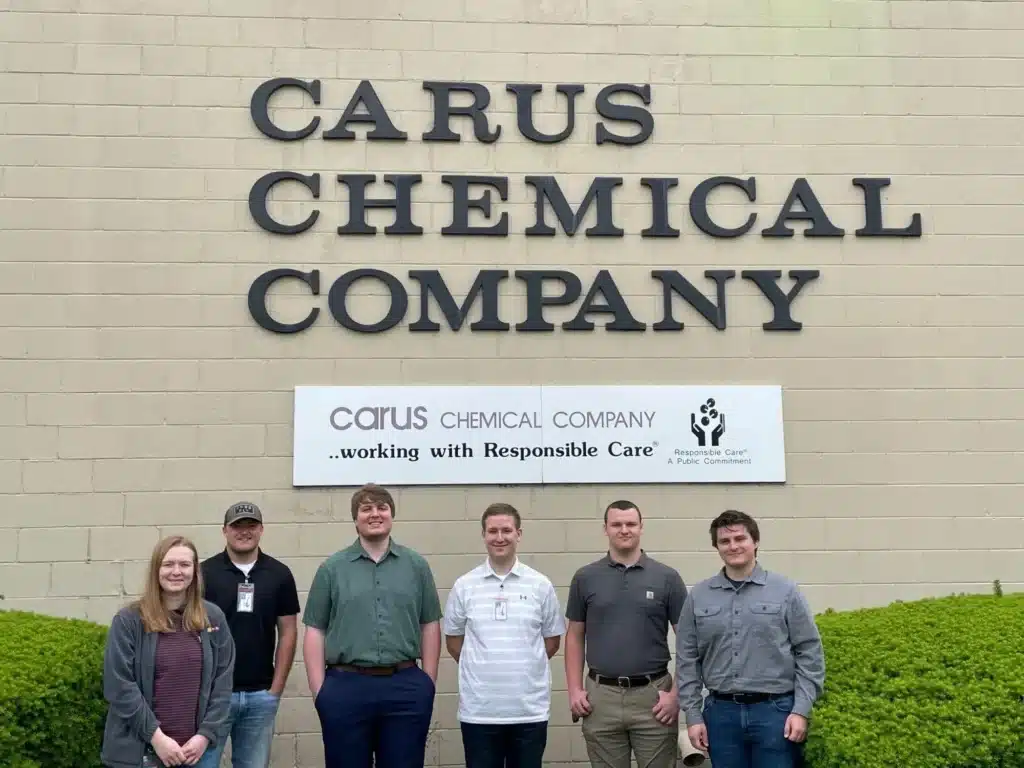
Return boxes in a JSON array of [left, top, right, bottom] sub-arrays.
[[565, 499, 688, 768], [675, 509, 825, 768]]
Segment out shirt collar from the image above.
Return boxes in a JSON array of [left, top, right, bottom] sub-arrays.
[[710, 562, 767, 589], [220, 548, 263, 572], [346, 538, 400, 561], [602, 550, 649, 570], [483, 557, 523, 579]]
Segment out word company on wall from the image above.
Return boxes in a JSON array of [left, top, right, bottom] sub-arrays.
[[246, 78, 924, 337]]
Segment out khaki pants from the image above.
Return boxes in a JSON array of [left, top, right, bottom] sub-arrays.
[[580, 672, 678, 768]]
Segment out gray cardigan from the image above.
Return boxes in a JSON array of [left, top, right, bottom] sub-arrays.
[[100, 600, 235, 768]]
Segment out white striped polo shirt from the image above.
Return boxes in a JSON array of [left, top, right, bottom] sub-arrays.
[[443, 558, 566, 724]]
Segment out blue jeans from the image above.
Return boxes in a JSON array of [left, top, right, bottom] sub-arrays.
[[192, 749, 222, 768], [204, 689, 281, 768], [460, 721, 548, 768], [703, 692, 805, 768], [314, 665, 436, 768]]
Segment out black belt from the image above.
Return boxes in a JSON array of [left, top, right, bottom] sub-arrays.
[[710, 690, 794, 704], [588, 668, 667, 688]]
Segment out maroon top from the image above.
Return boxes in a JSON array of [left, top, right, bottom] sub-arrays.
[[152, 611, 203, 745]]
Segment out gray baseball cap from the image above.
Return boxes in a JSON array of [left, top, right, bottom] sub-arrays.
[[224, 501, 263, 526]]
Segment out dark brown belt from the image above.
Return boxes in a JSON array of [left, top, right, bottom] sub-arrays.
[[588, 668, 668, 688], [329, 660, 417, 676]]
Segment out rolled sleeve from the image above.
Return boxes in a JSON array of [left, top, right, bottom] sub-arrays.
[[674, 595, 705, 727], [786, 590, 825, 718]]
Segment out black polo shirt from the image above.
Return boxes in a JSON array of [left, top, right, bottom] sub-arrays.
[[566, 551, 687, 678], [201, 549, 301, 692]]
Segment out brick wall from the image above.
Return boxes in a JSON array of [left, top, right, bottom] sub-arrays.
[[2, 1, 1024, 766]]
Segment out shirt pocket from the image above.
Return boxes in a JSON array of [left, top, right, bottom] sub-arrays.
[[693, 605, 724, 650], [643, 589, 668, 617], [748, 601, 786, 644], [695, 605, 723, 620], [749, 601, 783, 617]]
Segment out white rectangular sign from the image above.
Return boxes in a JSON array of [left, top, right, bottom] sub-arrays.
[[292, 385, 786, 487]]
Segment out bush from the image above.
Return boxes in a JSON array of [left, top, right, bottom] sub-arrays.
[[805, 590, 1024, 768], [0, 610, 109, 768]]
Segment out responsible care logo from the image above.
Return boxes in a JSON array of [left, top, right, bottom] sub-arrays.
[[690, 397, 725, 447]]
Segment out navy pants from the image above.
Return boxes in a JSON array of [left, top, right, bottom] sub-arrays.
[[460, 721, 548, 768], [314, 665, 436, 768], [703, 692, 805, 768]]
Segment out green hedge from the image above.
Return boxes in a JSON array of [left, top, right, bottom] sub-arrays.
[[2, 591, 1022, 768], [0, 610, 108, 768], [805, 587, 1024, 768]]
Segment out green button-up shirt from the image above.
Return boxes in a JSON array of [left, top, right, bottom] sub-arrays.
[[302, 538, 443, 667]]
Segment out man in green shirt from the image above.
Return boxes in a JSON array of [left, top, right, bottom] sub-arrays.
[[302, 483, 443, 768]]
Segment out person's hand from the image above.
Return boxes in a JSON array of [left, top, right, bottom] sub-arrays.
[[688, 724, 709, 752], [652, 690, 679, 725], [569, 687, 592, 719], [151, 729, 187, 766], [784, 713, 808, 742], [181, 734, 209, 765]]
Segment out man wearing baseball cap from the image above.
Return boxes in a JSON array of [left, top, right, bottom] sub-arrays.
[[201, 502, 301, 768]]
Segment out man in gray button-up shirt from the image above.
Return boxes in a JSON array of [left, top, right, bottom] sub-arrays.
[[675, 510, 825, 768]]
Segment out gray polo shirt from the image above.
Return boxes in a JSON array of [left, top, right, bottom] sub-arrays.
[[675, 563, 826, 726], [566, 551, 687, 678]]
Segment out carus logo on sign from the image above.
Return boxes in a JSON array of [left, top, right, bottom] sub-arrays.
[[329, 406, 429, 431]]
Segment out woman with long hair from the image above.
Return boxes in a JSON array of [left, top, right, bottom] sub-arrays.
[[100, 535, 235, 767]]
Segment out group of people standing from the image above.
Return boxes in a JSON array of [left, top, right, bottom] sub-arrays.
[[99, 484, 825, 768]]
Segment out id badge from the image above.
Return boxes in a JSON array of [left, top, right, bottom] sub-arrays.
[[141, 752, 161, 768], [237, 582, 255, 613], [494, 597, 508, 621]]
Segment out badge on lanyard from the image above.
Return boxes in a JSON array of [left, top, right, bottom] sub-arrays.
[[237, 581, 255, 613], [494, 596, 508, 621]]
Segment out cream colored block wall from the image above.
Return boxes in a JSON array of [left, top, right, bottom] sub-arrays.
[[2, 1, 1024, 766]]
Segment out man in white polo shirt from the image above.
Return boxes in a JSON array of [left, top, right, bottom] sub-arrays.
[[443, 503, 566, 768]]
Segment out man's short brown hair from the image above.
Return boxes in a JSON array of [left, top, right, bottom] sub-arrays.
[[481, 503, 521, 530], [351, 483, 396, 520], [709, 509, 760, 547], [483, 505, 524, 528]]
